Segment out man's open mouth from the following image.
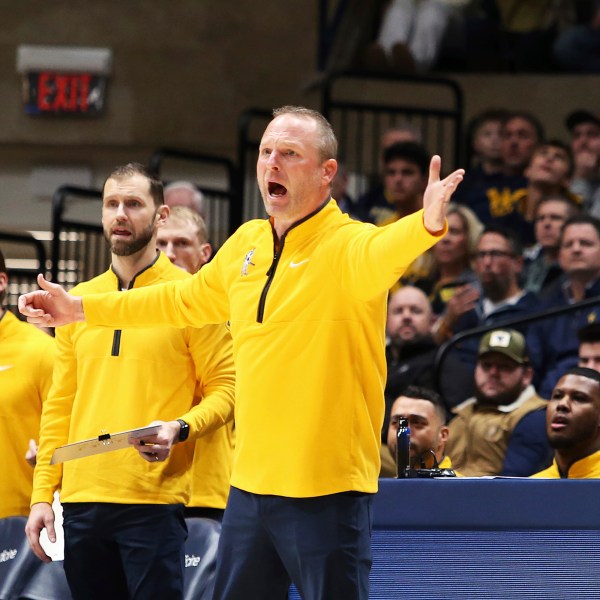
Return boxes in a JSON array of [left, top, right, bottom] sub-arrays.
[[268, 182, 287, 197]]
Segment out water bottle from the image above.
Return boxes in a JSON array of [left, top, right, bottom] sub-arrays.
[[396, 417, 410, 479]]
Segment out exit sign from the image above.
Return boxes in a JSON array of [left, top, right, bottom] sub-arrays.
[[24, 71, 106, 115]]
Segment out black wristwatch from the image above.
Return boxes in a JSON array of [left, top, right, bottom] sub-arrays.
[[176, 419, 190, 442]]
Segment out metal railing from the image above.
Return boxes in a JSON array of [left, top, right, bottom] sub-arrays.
[[236, 71, 464, 222], [0, 229, 48, 313], [50, 185, 107, 288], [434, 296, 600, 392], [148, 147, 241, 248], [322, 71, 464, 195]]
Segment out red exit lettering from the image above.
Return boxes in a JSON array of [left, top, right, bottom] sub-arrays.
[[37, 72, 92, 113]]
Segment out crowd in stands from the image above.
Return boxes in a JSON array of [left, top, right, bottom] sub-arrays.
[[334, 105, 600, 481], [3, 103, 600, 599], [356, 0, 600, 74]]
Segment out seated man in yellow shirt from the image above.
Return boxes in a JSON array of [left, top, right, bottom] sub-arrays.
[[531, 367, 600, 479]]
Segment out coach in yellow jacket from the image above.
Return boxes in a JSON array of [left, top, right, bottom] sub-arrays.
[[27, 164, 235, 600], [20, 107, 464, 600]]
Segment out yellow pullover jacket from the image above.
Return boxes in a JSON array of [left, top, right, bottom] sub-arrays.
[[0, 311, 55, 518], [32, 253, 235, 507], [83, 201, 445, 497], [531, 450, 600, 479]]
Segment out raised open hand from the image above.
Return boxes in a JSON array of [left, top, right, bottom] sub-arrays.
[[422, 155, 465, 234]]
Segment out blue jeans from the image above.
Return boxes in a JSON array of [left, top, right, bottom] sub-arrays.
[[213, 487, 373, 600]]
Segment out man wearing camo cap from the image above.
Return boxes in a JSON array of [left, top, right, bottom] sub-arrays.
[[445, 328, 552, 477]]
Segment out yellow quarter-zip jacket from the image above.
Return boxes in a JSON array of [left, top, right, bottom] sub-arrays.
[[32, 253, 235, 507], [531, 451, 600, 479], [0, 311, 55, 518], [83, 202, 445, 497]]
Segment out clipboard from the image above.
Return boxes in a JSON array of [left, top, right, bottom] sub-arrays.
[[50, 425, 161, 465]]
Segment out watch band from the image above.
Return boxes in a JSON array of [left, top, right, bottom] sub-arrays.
[[176, 419, 190, 442]]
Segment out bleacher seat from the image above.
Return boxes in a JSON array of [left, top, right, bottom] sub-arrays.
[[0, 517, 41, 600], [17, 560, 72, 600], [183, 517, 222, 600]]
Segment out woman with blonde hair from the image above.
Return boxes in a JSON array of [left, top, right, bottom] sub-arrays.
[[401, 202, 483, 315]]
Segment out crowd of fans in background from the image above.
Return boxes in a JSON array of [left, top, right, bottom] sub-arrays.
[[332, 105, 600, 480], [2, 99, 600, 600], [356, 0, 600, 75], [1, 5, 599, 596]]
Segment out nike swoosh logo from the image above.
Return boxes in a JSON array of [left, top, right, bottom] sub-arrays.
[[290, 259, 310, 268], [0, 365, 14, 372]]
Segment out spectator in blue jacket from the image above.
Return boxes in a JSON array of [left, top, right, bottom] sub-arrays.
[[527, 214, 600, 398], [522, 195, 580, 298], [454, 112, 545, 242], [434, 225, 538, 368]]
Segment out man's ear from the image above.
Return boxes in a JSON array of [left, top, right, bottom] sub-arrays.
[[439, 425, 449, 447], [522, 365, 534, 387], [0, 271, 8, 294], [200, 243, 213, 264], [322, 159, 338, 187], [157, 205, 170, 226]]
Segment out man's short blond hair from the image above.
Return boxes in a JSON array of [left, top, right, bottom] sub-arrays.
[[272, 105, 338, 163], [167, 206, 209, 244]]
